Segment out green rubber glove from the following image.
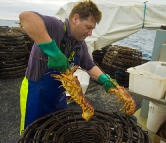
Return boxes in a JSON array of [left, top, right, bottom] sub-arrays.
[[38, 40, 70, 72], [98, 74, 117, 92], [48, 54, 70, 72]]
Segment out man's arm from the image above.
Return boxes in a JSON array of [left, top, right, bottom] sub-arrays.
[[87, 65, 117, 92], [19, 11, 70, 72], [87, 65, 103, 81], [19, 11, 51, 44]]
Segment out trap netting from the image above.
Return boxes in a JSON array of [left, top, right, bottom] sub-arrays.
[[92, 45, 142, 88], [18, 108, 151, 143], [0, 26, 33, 79]]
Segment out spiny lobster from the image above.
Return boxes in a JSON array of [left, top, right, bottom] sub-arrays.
[[108, 78, 136, 115], [51, 66, 94, 121]]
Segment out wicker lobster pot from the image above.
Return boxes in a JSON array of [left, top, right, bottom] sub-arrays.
[[18, 109, 151, 143], [101, 45, 142, 88], [92, 46, 110, 68], [0, 26, 33, 79]]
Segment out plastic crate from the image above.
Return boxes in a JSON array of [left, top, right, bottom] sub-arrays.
[[127, 61, 166, 99]]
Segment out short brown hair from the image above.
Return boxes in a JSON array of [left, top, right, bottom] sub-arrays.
[[69, 0, 102, 24]]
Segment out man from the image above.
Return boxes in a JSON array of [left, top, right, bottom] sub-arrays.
[[19, 0, 116, 135]]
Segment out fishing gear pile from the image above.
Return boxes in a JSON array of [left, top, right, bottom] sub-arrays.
[[92, 46, 110, 68], [0, 26, 33, 79], [18, 108, 152, 143], [92, 45, 142, 88], [155, 119, 166, 141]]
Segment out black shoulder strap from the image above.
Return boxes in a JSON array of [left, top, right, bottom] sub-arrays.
[[60, 22, 81, 61], [60, 22, 67, 54]]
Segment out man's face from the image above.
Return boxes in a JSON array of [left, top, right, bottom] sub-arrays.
[[72, 14, 96, 41]]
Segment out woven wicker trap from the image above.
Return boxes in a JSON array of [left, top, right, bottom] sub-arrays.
[[18, 109, 151, 143]]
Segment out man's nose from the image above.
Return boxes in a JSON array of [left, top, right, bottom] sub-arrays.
[[88, 30, 92, 36]]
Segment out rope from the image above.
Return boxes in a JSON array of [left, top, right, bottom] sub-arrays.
[[142, 1, 148, 29]]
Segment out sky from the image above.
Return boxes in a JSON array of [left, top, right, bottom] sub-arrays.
[[0, 0, 78, 20], [0, 0, 166, 20]]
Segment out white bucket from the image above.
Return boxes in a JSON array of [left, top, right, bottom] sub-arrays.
[[66, 68, 90, 97], [146, 101, 166, 133]]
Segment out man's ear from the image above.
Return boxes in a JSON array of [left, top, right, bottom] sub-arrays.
[[73, 14, 80, 25]]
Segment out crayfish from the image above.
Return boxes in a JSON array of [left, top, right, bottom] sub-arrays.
[[108, 78, 136, 115], [51, 66, 94, 121]]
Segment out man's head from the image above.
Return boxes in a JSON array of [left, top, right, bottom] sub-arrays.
[[69, 0, 102, 41]]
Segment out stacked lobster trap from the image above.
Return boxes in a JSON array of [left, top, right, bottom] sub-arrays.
[[0, 26, 33, 79], [92, 46, 110, 68], [92, 45, 142, 88], [18, 108, 152, 143]]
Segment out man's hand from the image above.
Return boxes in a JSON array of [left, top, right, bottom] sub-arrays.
[[38, 40, 70, 72], [48, 53, 70, 72], [98, 74, 117, 92]]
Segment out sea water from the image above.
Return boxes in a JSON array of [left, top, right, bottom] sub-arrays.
[[114, 29, 156, 60], [0, 19, 156, 60], [0, 19, 19, 27]]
